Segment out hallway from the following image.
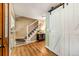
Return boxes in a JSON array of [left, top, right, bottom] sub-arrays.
[[11, 40, 56, 56]]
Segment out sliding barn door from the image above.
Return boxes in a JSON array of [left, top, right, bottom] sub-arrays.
[[49, 5, 65, 55], [46, 3, 79, 56]]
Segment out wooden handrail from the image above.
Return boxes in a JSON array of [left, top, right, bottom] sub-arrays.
[[28, 20, 38, 27], [26, 20, 38, 40]]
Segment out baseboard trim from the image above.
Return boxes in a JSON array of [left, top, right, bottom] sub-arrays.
[[14, 40, 37, 47], [45, 45, 58, 56]]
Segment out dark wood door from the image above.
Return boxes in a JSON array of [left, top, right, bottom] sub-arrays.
[[0, 3, 9, 56], [3, 4, 9, 56], [0, 3, 3, 56]]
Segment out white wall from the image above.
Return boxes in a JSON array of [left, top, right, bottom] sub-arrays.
[[9, 4, 16, 55], [38, 19, 45, 33], [46, 3, 79, 56], [69, 4, 79, 56], [5, 4, 8, 38]]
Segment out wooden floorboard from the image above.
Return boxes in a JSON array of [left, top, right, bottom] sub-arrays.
[[11, 40, 57, 56]]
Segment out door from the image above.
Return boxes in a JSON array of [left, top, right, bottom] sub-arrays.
[[0, 3, 9, 56], [50, 5, 64, 55], [0, 3, 3, 56], [3, 4, 9, 56]]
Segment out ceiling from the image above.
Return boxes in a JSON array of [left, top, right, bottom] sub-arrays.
[[13, 3, 59, 19]]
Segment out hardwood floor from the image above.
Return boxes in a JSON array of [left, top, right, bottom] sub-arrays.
[[11, 40, 57, 56]]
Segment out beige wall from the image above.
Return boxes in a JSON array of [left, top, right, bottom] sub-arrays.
[[15, 17, 36, 39], [38, 19, 45, 33]]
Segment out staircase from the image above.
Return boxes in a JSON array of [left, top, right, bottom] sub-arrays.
[[16, 25, 38, 45]]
